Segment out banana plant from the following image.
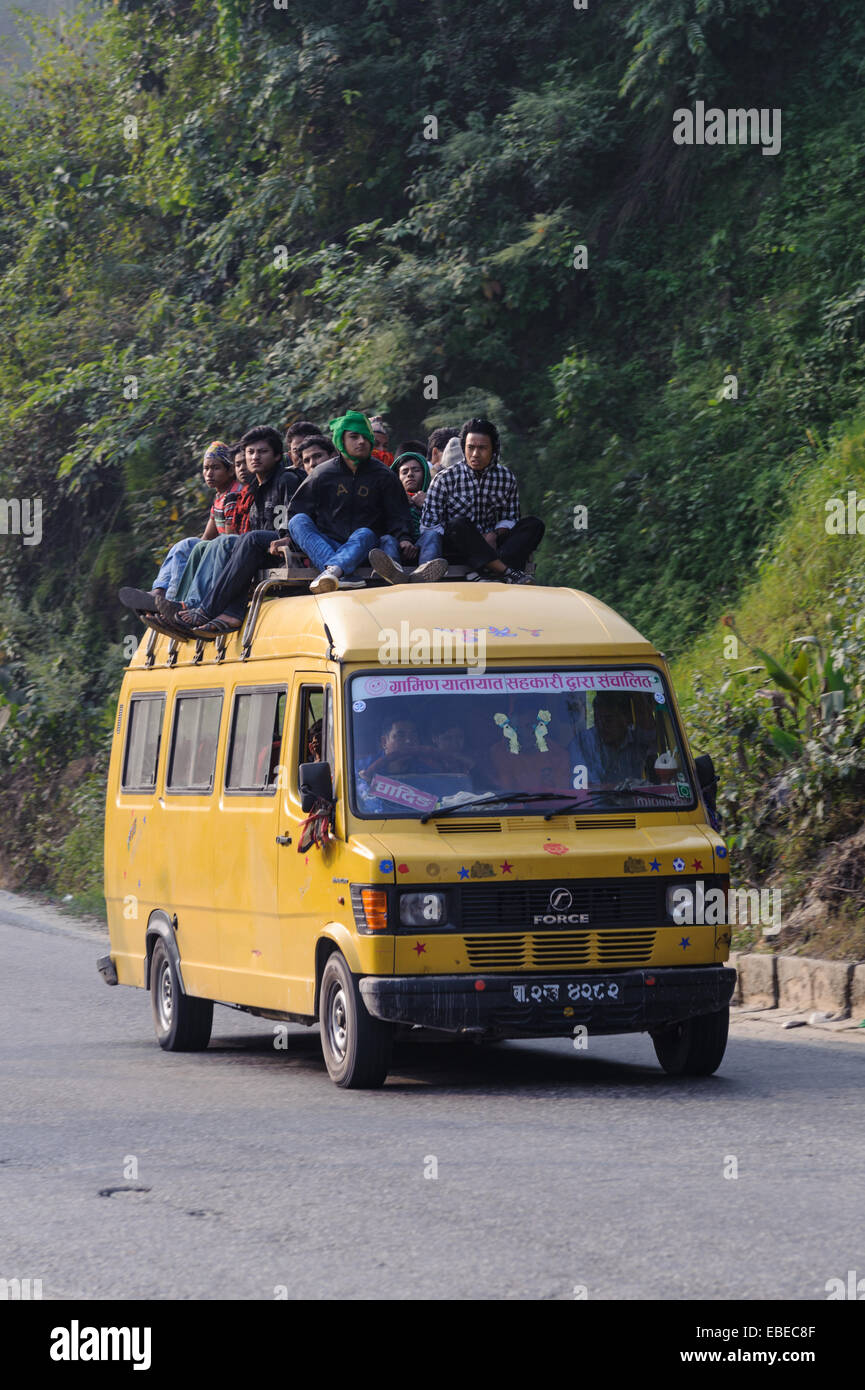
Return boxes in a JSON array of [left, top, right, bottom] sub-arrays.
[[720, 617, 850, 760]]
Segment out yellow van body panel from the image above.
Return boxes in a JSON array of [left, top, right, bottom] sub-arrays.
[[105, 585, 732, 1033]]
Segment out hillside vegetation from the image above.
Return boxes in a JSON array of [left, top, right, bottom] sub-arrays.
[[3, 0, 865, 948]]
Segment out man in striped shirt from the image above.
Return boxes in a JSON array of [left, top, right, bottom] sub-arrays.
[[370, 417, 543, 584]]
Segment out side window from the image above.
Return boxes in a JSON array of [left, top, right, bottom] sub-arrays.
[[298, 686, 324, 770], [226, 688, 287, 793], [167, 692, 223, 793], [121, 694, 165, 791]]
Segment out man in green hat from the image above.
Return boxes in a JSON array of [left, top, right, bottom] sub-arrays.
[[280, 410, 446, 593]]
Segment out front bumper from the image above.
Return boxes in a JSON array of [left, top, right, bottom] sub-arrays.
[[360, 965, 736, 1037]]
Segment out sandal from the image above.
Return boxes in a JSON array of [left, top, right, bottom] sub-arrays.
[[142, 615, 189, 641], [174, 607, 209, 631], [192, 614, 242, 636], [119, 586, 161, 615]]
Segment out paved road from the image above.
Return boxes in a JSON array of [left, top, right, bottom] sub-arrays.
[[1, 893, 863, 1301]]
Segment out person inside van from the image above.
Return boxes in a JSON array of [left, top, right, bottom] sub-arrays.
[[119, 441, 241, 623], [358, 718, 441, 785], [307, 719, 323, 762], [173, 425, 302, 635], [431, 719, 478, 781], [572, 692, 650, 786], [280, 410, 443, 593]]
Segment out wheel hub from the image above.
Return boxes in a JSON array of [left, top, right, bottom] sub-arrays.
[[327, 985, 348, 1061], [158, 962, 173, 1027]]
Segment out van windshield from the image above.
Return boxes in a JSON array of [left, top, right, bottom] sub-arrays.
[[347, 667, 695, 818]]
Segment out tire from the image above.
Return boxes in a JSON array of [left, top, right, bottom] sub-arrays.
[[319, 951, 392, 1088], [651, 1006, 729, 1076], [150, 938, 213, 1052]]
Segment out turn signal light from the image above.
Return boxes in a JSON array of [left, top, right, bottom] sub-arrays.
[[360, 888, 388, 932]]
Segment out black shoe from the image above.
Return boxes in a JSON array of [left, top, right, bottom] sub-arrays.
[[504, 567, 532, 585]]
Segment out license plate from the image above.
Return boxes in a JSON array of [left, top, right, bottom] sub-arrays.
[[511, 979, 622, 1004]]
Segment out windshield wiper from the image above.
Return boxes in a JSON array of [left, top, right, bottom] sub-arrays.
[[420, 792, 577, 824], [546, 786, 681, 818]]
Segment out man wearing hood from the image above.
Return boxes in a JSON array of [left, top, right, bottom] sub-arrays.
[[283, 411, 445, 593]]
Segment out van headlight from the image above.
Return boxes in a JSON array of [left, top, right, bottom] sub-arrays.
[[399, 892, 445, 927]]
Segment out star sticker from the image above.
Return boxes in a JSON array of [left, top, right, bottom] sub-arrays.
[[692, 858, 702, 872], [413, 941, 426, 955], [458, 866, 469, 880], [679, 936, 690, 950], [649, 858, 661, 872], [673, 857, 685, 872], [500, 860, 513, 874]]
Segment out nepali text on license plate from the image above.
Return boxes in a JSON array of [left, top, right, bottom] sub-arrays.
[[511, 980, 621, 1004]]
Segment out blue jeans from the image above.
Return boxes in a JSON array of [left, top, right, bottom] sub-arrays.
[[376, 534, 402, 561], [417, 529, 442, 564], [377, 531, 441, 564], [287, 516, 377, 577], [152, 535, 199, 600], [176, 534, 239, 608]]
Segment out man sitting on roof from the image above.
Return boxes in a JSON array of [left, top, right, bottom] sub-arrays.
[[173, 425, 301, 635], [280, 410, 445, 593], [370, 416, 543, 585]]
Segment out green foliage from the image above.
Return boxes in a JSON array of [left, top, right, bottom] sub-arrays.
[[6, 0, 865, 924]]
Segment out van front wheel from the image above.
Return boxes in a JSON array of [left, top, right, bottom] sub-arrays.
[[319, 952, 392, 1088], [651, 1006, 729, 1076], [150, 938, 213, 1052]]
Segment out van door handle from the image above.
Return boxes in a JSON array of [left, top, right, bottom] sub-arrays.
[[276, 833, 292, 845]]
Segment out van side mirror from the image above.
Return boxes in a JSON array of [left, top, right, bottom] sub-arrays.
[[694, 754, 718, 811], [299, 761, 333, 813]]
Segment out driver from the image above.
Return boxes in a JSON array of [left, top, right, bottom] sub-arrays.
[[358, 718, 440, 785]]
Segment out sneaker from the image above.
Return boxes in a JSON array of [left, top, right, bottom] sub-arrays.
[[504, 566, 533, 585], [465, 570, 482, 582], [368, 549, 408, 585], [410, 557, 448, 583], [310, 567, 341, 594]]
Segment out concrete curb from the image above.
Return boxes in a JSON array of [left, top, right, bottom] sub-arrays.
[[729, 950, 864, 1020]]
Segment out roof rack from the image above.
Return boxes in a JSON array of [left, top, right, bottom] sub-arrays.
[[237, 555, 537, 657]]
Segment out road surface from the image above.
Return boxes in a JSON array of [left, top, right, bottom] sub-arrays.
[[1, 892, 862, 1300]]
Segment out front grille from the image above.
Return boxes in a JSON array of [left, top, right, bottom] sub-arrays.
[[464, 929, 657, 970], [460, 878, 668, 931]]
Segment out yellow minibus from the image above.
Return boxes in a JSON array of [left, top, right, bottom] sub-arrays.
[[99, 582, 735, 1087]]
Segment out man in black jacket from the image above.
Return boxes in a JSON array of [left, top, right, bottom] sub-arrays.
[[282, 410, 445, 593], [175, 424, 301, 634]]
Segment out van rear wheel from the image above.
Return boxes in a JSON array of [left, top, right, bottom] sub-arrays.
[[319, 951, 392, 1088], [150, 938, 213, 1052], [651, 1006, 729, 1076]]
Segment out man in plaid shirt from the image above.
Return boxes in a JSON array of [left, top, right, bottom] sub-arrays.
[[370, 417, 544, 584]]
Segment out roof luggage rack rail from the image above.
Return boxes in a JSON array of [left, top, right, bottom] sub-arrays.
[[240, 552, 539, 657]]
